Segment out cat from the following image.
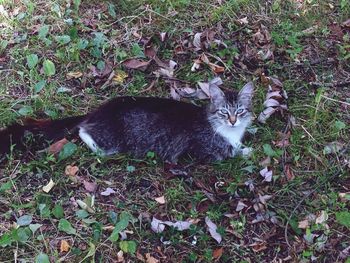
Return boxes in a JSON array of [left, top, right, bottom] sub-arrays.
[[0, 82, 254, 163]]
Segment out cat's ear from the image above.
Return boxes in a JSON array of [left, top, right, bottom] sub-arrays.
[[238, 82, 254, 108], [209, 85, 225, 106]]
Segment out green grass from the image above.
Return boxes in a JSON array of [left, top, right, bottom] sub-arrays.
[[0, 0, 350, 262]]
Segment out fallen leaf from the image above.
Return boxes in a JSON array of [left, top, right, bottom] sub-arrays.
[[60, 240, 70, 253], [42, 179, 55, 193], [66, 71, 83, 79], [259, 167, 273, 182], [145, 253, 159, 263], [100, 187, 116, 196], [83, 180, 97, 192], [213, 247, 223, 259], [193, 32, 202, 50], [150, 217, 192, 233], [136, 251, 145, 262], [122, 59, 150, 71], [112, 70, 128, 84], [154, 196, 166, 204], [236, 201, 248, 212], [249, 241, 267, 252], [205, 216, 222, 244], [116, 250, 124, 262], [237, 17, 248, 25], [284, 164, 295, 181], [65, 165, 79, 177], [323, 141, 344, 155], [273, 131, 291, 148], [298, 219, 309, 229], [257, 107, 277, 123], [258, 194, 272, 205], [159, 32, 167, 42], [315, 211, 328, 225], [48, 138, 68, 155], [76, 199, 95, 213]]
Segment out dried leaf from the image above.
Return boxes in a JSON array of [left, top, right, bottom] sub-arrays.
[[315, 211, 328, 225], [284, 164, 295, 181], [263, 98, 280, 107], [42, 179, 55, 193], [150, 217, 192, 233], [323, 141, 344, 155], [259, 167, 272, 182], [298, 219, 309, 229], [259, 194, 272, 205], [60, 240, 70, 253], [208, 62, 225, 73], [113, 70, 128, 84], [83, 180, 97, 192], [122, 59, 150, 71], [100, 187, 116, 196], [257, 107, 277, 123], [65, 165, 79, 177], [236, 201, 248, 212], [159, 32, 167, 42], [193, 32, 202, 49], [237, 17, 248, 25], [116, 250, 124, 262], [66, 71, 83, 79], [48, 138, 68, 154], [205, 216, 222, 244], [145, 253, 159, 263], [136, 251, 145, 262], [250, 241, 267, 252], [154, 196, 166, 204], [213, 247, 224, 259]]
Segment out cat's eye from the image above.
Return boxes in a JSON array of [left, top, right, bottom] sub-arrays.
[[236, 109, 245, 114], [219, 109, 229, 115]]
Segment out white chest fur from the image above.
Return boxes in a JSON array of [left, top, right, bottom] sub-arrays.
[[215, 119, 251, 148]]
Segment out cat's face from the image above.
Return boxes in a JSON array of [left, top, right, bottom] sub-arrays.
[[208, 82, 254, 128]]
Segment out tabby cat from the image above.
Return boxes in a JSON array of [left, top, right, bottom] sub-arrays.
[[0, 82, 254, 163]]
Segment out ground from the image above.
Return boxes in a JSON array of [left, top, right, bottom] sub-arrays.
[[0, 0, 350, 262]]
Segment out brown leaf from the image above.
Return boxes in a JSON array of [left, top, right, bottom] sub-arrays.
[[48, 138, 68, 155], [298, 219, 309, 229], [284, 164, 295, 181], [83, 180, 97, 192], [213, 247, 223, 260], [65, 165, 79, 177], [145, 253, 159, 263], [66, 71, 83, 80], [136, 251, 145, 262], [273, 131, 291, 148], [122, 59, 150, 71], [116, 250, 124, 263], [250, 241, 267, 252], [60, 240, 70, 253], [144, 38, 157, 59], [42, 179, 55, 193], [154, 196, 166, 204]]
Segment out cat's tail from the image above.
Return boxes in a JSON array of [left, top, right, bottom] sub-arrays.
[[0, 115, 86, 159]]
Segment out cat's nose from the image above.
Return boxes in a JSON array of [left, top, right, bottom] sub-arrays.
[[229, 115, 236, 125]]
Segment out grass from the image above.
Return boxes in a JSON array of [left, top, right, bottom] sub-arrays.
[[0, 0, 350, 262]]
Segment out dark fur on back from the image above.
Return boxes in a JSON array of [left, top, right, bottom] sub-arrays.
[[81, 97, 232, 162], [1, 82, 253, 163]]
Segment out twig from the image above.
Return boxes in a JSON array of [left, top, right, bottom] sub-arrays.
[[309, 80, 350, 88], [320, 95, 350, 107], [284, 189, 316, 248]]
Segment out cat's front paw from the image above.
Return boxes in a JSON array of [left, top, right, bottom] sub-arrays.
[[241, 147, 253, 158]]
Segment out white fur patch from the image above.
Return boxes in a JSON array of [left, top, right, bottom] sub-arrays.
[[214, 118, 251, 148], [79, 127, 99, 153]]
